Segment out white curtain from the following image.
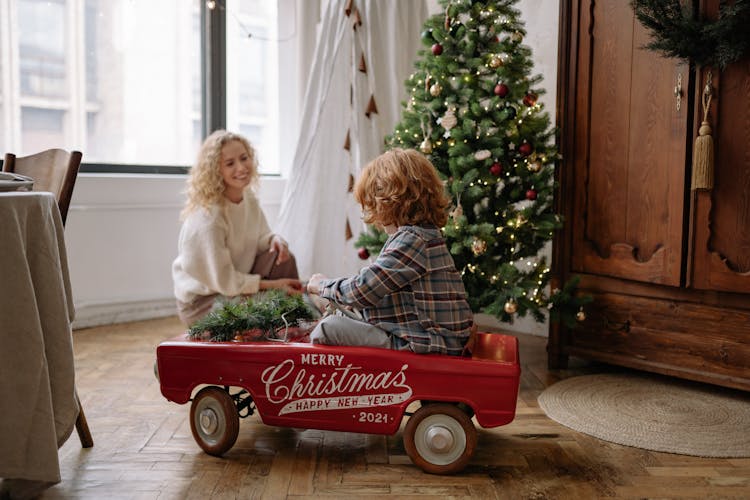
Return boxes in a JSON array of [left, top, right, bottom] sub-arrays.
[[277, 0, 427, 280]]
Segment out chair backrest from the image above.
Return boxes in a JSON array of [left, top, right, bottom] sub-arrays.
[[3, 149, 82, 225]]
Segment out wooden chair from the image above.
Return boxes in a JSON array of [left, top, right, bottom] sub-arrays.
[[3, 149, 82, 225], [2, 148, 93, 448]]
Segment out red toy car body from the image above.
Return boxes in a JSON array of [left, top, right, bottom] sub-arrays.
[[156, 331, 520, 474]]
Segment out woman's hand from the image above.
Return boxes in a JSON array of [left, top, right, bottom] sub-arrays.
[[306, 273, 327, 295], [260, 278, 303, 295], [270, 235, 291, 264]]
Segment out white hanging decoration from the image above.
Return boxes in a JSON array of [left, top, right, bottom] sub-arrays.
[[474, 149, 491, 161], [439, 107, 458, 131]]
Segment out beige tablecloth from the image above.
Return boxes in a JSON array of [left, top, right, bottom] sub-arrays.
[[0, 191, 78, 486]]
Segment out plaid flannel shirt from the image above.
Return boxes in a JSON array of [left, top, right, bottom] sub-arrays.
[[319, 225, 473, 355]]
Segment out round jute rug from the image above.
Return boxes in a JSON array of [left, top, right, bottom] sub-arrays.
[[538, 372, 750, 457]]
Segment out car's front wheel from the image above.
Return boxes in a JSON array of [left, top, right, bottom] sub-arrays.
[[190, 386, 240, 456]]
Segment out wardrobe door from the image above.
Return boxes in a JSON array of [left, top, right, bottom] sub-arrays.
[[690, 62, 750, 294], [570, 0, 689, 286]]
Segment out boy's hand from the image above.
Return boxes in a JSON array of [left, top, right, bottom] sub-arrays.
[[307, 273, 327, 295]]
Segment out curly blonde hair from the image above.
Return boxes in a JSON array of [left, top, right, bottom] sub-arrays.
[[355, 148, 450, 228], [181, 130, 260, 218]]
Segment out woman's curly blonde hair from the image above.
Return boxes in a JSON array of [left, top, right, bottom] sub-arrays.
[[355, 148, 450, 228], [181, 130, 259, 219]]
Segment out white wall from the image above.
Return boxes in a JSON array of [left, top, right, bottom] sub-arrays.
[[65, 174, 285, 329], [67, 1, 561, 335]]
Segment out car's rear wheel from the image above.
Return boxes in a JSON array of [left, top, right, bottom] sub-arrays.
[[190, 386, 239, 456], [403, 403, 477, 474]]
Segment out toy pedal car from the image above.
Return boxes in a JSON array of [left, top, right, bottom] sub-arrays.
[[156, 331, 520, 475]]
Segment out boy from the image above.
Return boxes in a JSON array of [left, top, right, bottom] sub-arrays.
[[306, 148, 473, 355]]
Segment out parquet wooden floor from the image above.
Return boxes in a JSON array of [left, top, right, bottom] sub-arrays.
[[41, 316, 750, 499]]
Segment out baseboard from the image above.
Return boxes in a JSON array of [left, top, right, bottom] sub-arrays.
[[474, 313, 548, 337], [72, 298, 178, 330]]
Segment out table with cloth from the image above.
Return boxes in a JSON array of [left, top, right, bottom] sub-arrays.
[[0, 191, 79, 497]]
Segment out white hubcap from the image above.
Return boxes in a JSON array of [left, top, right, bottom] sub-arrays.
[[425, 425, 454, 453], [199, 408, 219, 435], [415, 414, 467, 465]]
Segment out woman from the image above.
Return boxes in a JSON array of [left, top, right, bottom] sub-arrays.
[[173, 130, 302, 326]]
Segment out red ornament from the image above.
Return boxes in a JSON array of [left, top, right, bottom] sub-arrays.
[[357, 247, 370, 260], [525, 189, 538, 201], [523, 92, 538, 107], [519, 142, 533, 156], [431, 43, 443, 56], [490, 162, 503, 176], [494, 83, 509, 97]]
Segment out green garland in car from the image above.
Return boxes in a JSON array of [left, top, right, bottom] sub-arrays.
[[187, 289, 315, 342], [631, 0, 750, 68]]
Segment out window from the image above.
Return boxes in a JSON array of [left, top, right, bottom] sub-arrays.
[[79, 0, 203, 165], [0, 0, 202, 166], [226, 0, 281, 174], [0, 0, 296, 174]]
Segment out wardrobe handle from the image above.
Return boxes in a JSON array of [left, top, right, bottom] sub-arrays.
[[673, 72, 683, 112], [603, 316, 631, 333]]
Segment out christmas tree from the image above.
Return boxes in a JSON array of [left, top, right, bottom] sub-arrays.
[[357, 0, 585, 325]]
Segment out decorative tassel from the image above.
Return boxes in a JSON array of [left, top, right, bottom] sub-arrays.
[[691, 72, 714, 191]]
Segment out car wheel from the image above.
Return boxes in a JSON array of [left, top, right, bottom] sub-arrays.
[[403, 403, 477, 475], [190, 386, 239, 456]]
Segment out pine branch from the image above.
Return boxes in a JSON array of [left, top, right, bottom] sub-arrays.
[[187, 290, 315, 342], [631, 0, 750, 68]]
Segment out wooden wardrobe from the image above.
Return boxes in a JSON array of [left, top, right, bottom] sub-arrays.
[[550, 0, 750, 391]]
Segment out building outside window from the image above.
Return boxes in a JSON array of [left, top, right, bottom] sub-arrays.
[[0, 0, 287, 174]]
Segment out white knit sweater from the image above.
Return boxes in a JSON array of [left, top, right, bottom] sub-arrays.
[[172, 192, 274, 303]]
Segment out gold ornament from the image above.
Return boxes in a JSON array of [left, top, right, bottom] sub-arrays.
[[420, 138, 433, 154], [471, 238, 487, 256], [575, 308, 586, 322], [528, 160, 542, 173], [511, 31, 524, 43], [489, 55, 503, 68], [504, 300, 518, 314], [429, 83, 443, 96]]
